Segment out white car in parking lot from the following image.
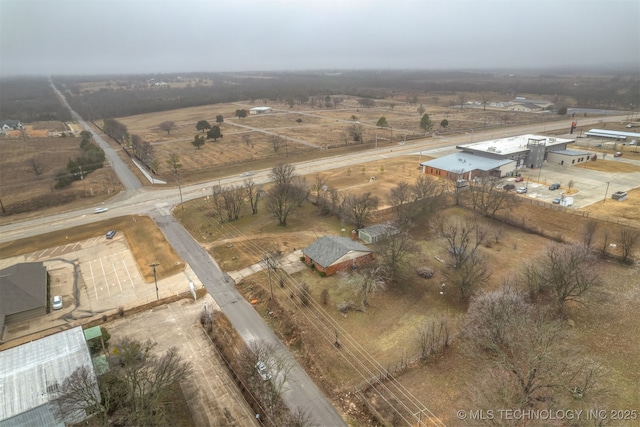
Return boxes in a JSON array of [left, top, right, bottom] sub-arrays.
[[52, 295, 63, 310], [516, 187, 528, 194]]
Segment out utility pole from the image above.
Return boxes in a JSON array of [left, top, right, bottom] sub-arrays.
[[78, 165, 87, 195], [149, 262, 160, 300], [603, 182, 610, 204]]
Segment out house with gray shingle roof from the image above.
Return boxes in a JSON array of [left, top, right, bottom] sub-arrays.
[[302, 236, 373, 276]]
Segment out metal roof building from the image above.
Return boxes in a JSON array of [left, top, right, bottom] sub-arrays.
[[421, 134, 576, 180], [585, 129, 640, 140], [0, 327, 98, 427]]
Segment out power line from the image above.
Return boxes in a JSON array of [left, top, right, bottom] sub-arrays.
[[189, 197, 445, 426]]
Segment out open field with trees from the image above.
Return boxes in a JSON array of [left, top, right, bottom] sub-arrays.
[[171, 158, 640, 425], [2, 70, 639, 425]]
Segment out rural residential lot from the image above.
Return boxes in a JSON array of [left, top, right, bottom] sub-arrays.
[[1, 72, 639, 426]]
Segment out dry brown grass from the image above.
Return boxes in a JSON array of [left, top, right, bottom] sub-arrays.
[[576, 158, 640, 173], [582, 188, 640, 222], [0, 215, 183, 283], [0, 136, 116, 222], [115, 95, 545, 183], [177, 183, 640, 423]]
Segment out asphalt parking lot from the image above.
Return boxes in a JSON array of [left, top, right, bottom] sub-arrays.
[[1, 233, 200, 342], [510, 150, 640, 208]]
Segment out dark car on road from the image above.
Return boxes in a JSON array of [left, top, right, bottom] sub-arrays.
[[549, 183, 560, 190]]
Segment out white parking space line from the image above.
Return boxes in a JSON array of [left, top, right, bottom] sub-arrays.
[[123, 259, 136, 290], [38, 248, 50, 258], [99, 258, 111, 298], [72, 242, 82, 250], [110, 255, 124, 292], [88, 261, 99, 302], [49, 246, 60, 256]]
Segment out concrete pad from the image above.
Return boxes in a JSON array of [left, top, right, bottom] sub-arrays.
[[100, 295, 258, 427]]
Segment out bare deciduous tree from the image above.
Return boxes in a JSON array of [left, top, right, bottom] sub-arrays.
[[158, 120, 176, 135], [312, 173, 328, 206], [581, 220, 599, 249], [270, 135, 285, 152], [372, 225, 419, 282], [270, 162, 295, 186], [266, 163, 303, 226], [411, 174, 445, 217], [341, 191, 379, 229], [28, 156, 44, 176], [618, 227, 640, 263], [462, 288, 563, 407], [342, 263, 387, 309], [211, 184, 245, 222], [444, 251, 490, 299], [416, 318, 449, 361], [462, 288, 605, 411], [435, 216, 490, 298], [348, 124, 364, 143], [468, 175, 517, 217], [388, 181, 413, 221], [521, 244, 602, 311], [53, 365, 107, 426], [56, 339, 193, 426], [244, 179, 261, 214]]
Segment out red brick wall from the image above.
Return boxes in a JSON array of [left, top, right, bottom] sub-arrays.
[[305, 253, 374, 276]]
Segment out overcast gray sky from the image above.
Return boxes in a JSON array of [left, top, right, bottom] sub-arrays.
[[1, 0, 638, 76]]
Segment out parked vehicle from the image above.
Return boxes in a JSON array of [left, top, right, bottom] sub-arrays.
[[503, 184, 515, 191], [549, 183, 560, 190], [515, 176, 524, 182], [52, 295, 63, 310], [613, 152, 623, 157], [595, 144, 602, 148], [552, 197, 562, 204], [255, 361, 271, 381], [560, 197, 574, 207], [106, 230, 116, 239], [516, 187, 528, 194]]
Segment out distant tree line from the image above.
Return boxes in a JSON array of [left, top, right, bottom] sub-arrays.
[[0, 77, 71, 122], [54, 70, 638, 121]]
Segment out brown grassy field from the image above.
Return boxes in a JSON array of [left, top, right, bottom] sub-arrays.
[[115, 94, 552, 183], [0, 136, 117, 221], [0, 215, 183, 283]]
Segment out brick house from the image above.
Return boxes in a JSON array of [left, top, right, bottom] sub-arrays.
[[302, 236, 373, 276]]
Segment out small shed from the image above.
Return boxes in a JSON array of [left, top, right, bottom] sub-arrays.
[[302, 236, 373, 276], [358, 222, 398, 244]]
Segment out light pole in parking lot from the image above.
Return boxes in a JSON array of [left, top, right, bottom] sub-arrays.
[[603, 182, 610, 204], [149, 262, 160, 300]]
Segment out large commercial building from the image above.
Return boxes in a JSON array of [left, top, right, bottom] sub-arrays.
[[421, 134, 580, 180]]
